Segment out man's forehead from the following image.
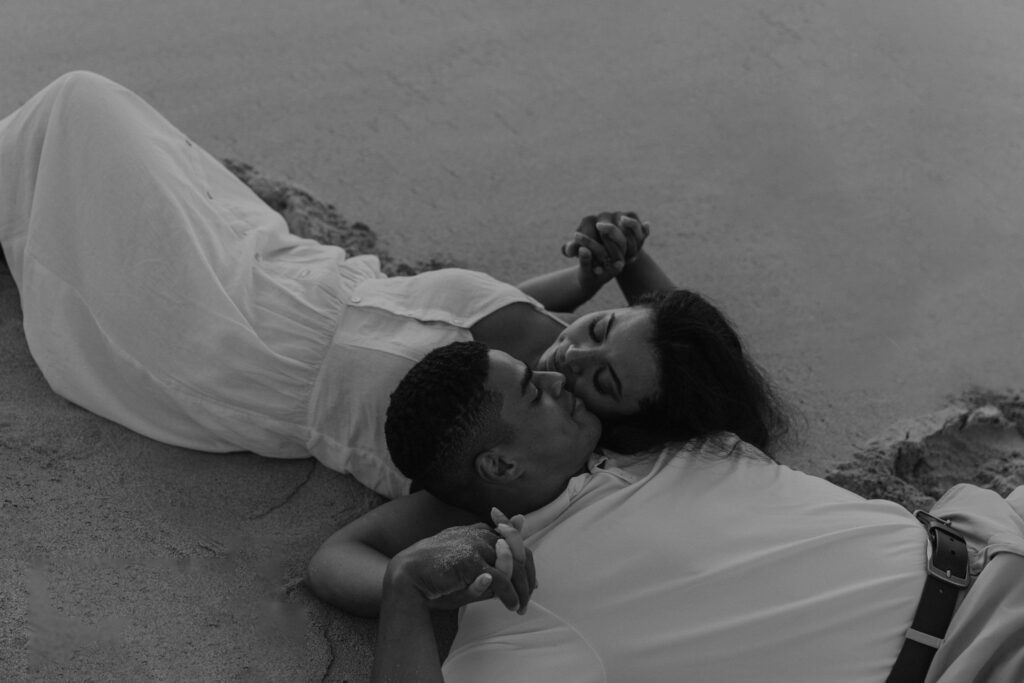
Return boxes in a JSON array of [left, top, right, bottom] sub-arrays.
[[485, 350, 524, 391]]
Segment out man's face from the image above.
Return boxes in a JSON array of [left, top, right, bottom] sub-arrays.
[[485, 350, 602, 497]]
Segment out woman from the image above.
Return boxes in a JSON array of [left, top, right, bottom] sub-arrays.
[[0, 71, 785, 500]]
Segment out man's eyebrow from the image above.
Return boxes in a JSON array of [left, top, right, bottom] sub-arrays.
[[520, 364, 534, 397]]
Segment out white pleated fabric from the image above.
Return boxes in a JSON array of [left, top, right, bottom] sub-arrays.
[[0, 72, 559, 498]]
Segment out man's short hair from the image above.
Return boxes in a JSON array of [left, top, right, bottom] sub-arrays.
[[385, 341, 510, 503]]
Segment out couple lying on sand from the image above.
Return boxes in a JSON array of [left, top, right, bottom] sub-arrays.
[[1, 72, 1022, 682]]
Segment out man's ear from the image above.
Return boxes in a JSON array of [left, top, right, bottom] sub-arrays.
[[475, 448, 522, 484]]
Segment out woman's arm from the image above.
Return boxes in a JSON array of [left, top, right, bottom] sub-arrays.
[[306, 490, 480, 617], [517, 264, 601, 313], [612, 249, 675, 305], [518, 212, 674, 311]]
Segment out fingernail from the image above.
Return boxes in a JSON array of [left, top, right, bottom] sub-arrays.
[[497, 523, 513, 534]]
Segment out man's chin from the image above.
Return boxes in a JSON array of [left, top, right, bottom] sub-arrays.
[[582, 418, 603, 454]]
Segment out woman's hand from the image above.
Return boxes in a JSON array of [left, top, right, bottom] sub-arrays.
[[490, 507, 537, 614], [516, 210, 666, 312], [562, 212, 651, 291], [388, 519, 536, 614]]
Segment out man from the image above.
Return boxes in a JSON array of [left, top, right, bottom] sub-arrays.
[[309, 342, 1024, 682]]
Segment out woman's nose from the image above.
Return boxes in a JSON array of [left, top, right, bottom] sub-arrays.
[[564, 345, 600, 370], [535, 370, 566, 396]]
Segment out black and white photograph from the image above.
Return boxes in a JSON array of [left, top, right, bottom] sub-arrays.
[[2, 1, 1023, 681]]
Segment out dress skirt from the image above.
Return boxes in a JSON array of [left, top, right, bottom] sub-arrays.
[[0, 71, 383, 458]]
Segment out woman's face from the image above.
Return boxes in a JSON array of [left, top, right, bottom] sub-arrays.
[[537, 307, 659, 419]]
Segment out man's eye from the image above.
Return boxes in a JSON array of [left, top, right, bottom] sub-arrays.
[[588, 318, 602, 343]]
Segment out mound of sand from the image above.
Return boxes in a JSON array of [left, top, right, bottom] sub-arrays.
[[222, 159, 457, 277], [826, 393, 1024, 510]]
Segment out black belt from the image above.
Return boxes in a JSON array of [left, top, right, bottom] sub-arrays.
[[885, 511, 969, 683]]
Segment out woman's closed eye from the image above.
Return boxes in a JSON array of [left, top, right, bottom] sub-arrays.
[[589, 313, 615, 344]]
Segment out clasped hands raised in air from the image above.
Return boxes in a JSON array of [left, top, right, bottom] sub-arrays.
[[518, 209, 663, 314], [562, 211, 651, 291]]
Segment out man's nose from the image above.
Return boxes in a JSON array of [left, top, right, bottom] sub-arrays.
[[535, 370, 566, 396]]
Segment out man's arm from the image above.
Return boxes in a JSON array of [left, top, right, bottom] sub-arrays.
[[372, 574, 446, 683], [306, 490, 480, 617], [307, 493, 536, 617], [370, 525, 526, 683]]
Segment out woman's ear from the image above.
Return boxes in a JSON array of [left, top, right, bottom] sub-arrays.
[[475, 449, 521, 484]]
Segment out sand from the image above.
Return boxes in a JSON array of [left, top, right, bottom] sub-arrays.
[[3, 0, 1024, 680], [6, 166, 1020, 679]]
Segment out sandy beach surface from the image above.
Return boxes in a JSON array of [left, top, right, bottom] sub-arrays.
[[2, 0, 1024, 680]]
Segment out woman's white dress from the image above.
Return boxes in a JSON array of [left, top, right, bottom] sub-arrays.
[[0, 71, 557, 498]]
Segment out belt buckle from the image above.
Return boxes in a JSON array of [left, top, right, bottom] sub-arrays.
[[915, 510, 970, 589]]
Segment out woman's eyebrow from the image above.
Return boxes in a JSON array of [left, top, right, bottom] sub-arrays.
[[605, 314, 622, 398]]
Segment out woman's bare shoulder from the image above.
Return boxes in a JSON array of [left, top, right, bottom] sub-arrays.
[[471, 302, 566, 365]]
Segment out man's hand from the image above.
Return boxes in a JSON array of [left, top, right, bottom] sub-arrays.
[[385, 521, 536, 614], [562, 211, 650, 290], [372, 519, 537, 683]]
